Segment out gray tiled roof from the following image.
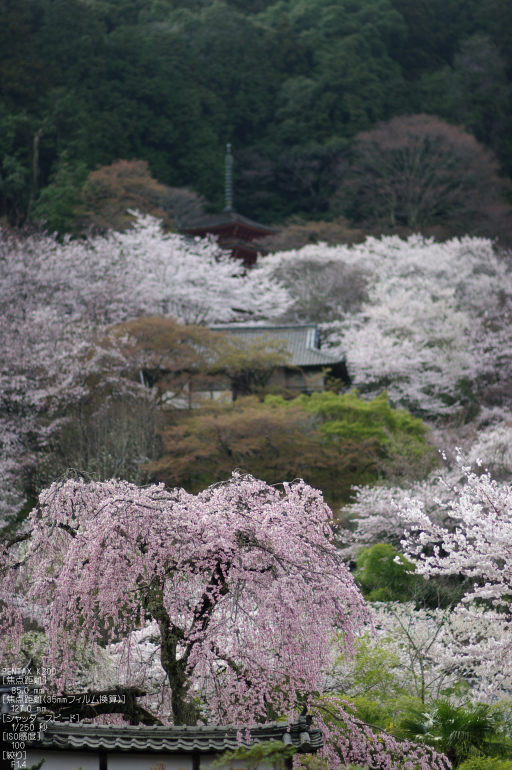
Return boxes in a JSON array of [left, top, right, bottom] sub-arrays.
[[28, 720, 322, 754], [210, 324, 343, 368]]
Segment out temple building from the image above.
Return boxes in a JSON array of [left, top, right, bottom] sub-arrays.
[[210, 322, 349, 398], [181, 144, 277, 265]]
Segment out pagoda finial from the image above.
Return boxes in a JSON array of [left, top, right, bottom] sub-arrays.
[[224, 142, 234, 212]]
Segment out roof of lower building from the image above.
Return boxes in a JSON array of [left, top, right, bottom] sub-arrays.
[[210, 323, 343, 368], [28, 719, 322, 754]]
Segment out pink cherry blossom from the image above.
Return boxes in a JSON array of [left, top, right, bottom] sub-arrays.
[[1, 473, 450, 769]]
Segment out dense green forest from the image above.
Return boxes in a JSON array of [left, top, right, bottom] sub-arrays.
[[2, 0, 512, 229]]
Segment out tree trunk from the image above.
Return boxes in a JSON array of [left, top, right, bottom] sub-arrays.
[[143, 579, 200, 725]]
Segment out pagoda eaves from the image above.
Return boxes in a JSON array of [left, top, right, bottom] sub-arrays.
[[182, 210, 277, 266]]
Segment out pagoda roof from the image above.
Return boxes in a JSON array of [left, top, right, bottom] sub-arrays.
[[183, 210, 277, 238]]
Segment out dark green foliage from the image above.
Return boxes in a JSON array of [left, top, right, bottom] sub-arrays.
[[213, 741, 296, 770], [260, 0, 407, 141], [35, 0, 107, 89], [235, 139, 350, 221], [475, 0, 512, 73], [70, 24, 221, 192], [2, 0, 512, 226], [0, 109, 31, 223], [399, 700, 508, 766], [32, 154, 88, 233], [0, 0, 50, 110], [417, 35, 512, 177], [354, 543, 466, 608], [387, 0, 480, 77], [171, 4, 277, 145], [355, 544, 418, 602]]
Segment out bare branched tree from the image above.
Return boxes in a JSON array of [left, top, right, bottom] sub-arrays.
[[336, 114, 512, 239]]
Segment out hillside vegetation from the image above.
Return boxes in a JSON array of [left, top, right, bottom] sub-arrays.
[[2, 0, 512, 238]]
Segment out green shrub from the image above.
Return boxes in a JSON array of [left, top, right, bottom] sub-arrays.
[[458, 759, 512, 770], [151, 390, 436, 503], [355, 544, 417, 602]]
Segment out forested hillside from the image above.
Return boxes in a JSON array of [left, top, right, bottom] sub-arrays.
[[2, 0, 512, 229]]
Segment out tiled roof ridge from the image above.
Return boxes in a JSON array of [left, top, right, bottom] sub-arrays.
[[40, 719, 305, 733], [210, 323, 317, 330], [29, 717, 323, 754], [209, 323, 343, 367]]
